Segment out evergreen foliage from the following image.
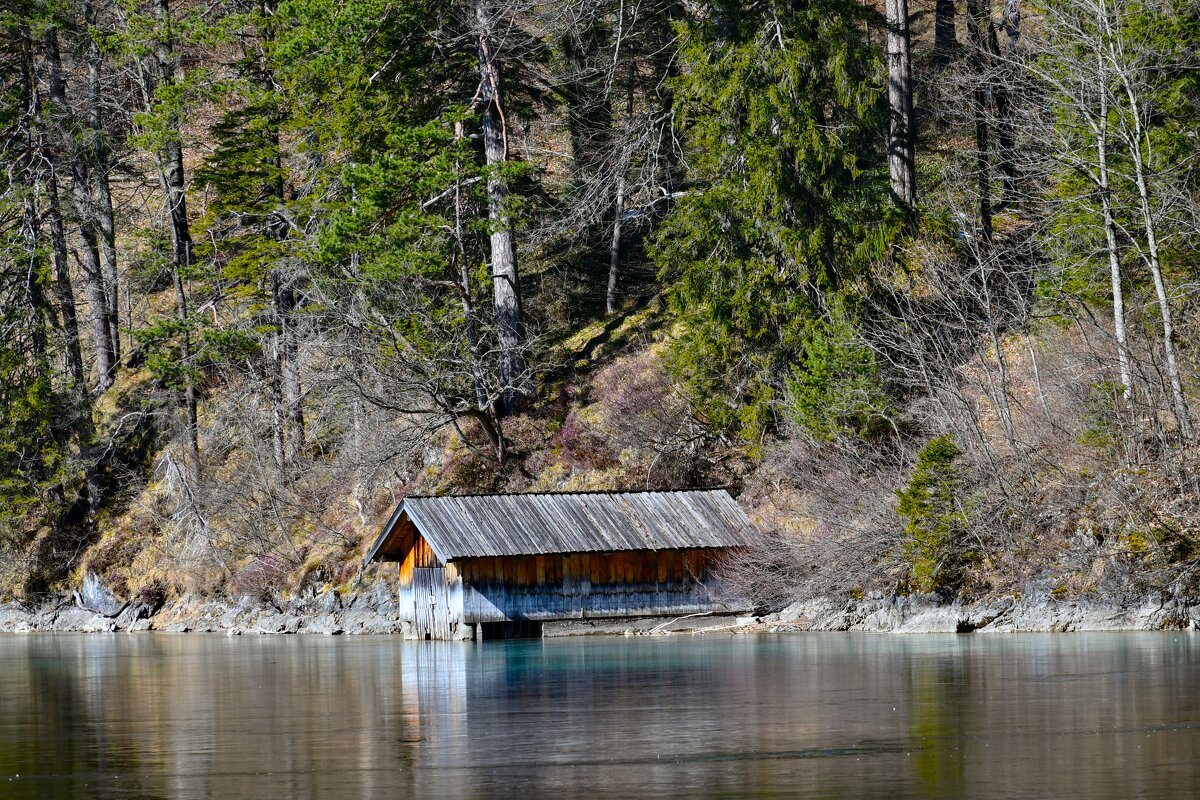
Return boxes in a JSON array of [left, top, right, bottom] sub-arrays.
[[653, 0, 899, 440], [896, 435, 972, 595]]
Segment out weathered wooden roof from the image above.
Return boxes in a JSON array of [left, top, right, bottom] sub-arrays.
[[366, 489, 759, 562]]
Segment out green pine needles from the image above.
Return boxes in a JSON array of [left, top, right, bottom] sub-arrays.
[[653, 0, 899, 442], [896, 435, 974, 595]]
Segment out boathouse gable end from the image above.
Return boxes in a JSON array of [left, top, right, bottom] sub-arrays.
[[366, 490, 760, 639], [366, 506, 447, 565]]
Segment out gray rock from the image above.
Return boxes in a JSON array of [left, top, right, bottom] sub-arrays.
[[340, 608, 406, 634], [894, 605, 960, 633], [280, 597, 306, 616], [75, 571, 127, 618], [0, 603, 36, 632], [302, 616, 345, 635], [1151, 596, 1200, 629], [318, 590, 342, 615], [219, 607, 255, 629], [254, 613, 301, 634], [779, 597, 851, 630], [14, 569, 1198, 637], [49, 605, 115, 632], [959, 598, 1015, 631], [114, 605, 139, 630], [349, 581, 395, 614]]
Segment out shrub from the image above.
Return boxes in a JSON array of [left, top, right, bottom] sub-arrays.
[[896, 435, 973, 595], [231, 555, 289, 604], [785, 308, 894, 442], [135, 579, 168, 612]]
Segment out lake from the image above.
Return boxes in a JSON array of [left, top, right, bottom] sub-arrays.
[[1, 633, 1197, 798]]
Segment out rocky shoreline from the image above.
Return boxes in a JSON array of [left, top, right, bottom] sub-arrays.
[[0, 576, 410, 636], [1, 572, 1197, 636], [755, 588, 1200, 633]]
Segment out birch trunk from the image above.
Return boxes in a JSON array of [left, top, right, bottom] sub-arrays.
[[1102, 0, 1191, 439], [1094, 59, 1132, 398], [1122, 116, 1192, 439], [606, 172, 627, 316], [607, 67, 635, 316]]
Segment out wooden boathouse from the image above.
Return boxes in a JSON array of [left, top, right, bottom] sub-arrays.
[[365, 489, 759, 640]]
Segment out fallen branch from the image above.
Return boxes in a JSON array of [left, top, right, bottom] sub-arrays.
[[648, 609, 717, 635]]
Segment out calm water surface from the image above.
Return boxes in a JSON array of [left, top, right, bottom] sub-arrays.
[[1, 632, 1197, 799]]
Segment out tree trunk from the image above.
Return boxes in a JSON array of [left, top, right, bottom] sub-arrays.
[[20, 182, 50, 369], [934, 0, 959, 65], [45, 27, 116, 390], [21, 33, 85, 388], [453, 121, 491, 413], [46, 169, 86, 389], [69, 167, 115, 390], [476, 0, 528, 414], [276, 279, 305, 462], [83, 0, 121, 365], [172, 265, 199, 465], [1121, 114, 1192, 440], [1129, 171, 1191, 441], [885, 0, 917, 211], [607, 66, 635, 316], [271, 349, 286, 470], [150, 0, 200, 464], [606, 171, 627, 316], [254, 0, 304, 464], [1094, 67, 1132, 399], [1093, 0, 1190, 440], [22, 28, 101, 519], [13, 31, 49, 371], [964, 0, 993, 240], [992, 77, 1016, 207]]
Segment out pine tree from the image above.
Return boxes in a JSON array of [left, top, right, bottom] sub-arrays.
[[653, 0, 896, 439]]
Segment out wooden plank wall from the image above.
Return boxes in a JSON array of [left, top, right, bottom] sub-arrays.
[[397, 534, 442, 588], [397, 534, 457, 637], [456, 549, 733, 623]]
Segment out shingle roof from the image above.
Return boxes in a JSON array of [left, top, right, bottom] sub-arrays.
[[366, 489, 759, 562]]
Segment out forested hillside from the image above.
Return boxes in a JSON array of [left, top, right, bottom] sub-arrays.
[[1, 0, 1197, 608]]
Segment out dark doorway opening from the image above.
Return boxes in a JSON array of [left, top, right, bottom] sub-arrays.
[[480, 621, 543, 640]]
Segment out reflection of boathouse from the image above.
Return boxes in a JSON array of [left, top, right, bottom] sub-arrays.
[[365, 489, 759, 640]]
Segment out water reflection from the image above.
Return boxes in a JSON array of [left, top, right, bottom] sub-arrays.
[[908, 646, 968, 797], [0, 633, 1197, 798]]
